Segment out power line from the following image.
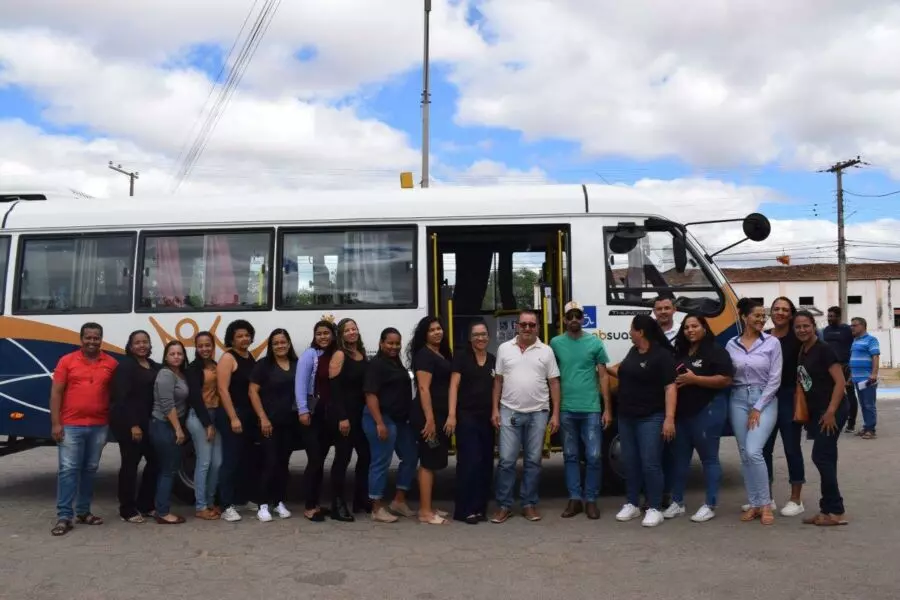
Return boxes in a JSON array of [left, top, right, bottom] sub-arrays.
[[844, 189, 900, 198]]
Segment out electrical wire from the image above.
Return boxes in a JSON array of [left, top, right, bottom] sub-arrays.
[[844, 189, 900, 198]]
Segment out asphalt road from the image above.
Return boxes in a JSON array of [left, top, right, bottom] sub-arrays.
[[2, 400, 899, 600]]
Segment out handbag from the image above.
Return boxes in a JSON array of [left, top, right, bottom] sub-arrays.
[[793, 348, 809, 424]]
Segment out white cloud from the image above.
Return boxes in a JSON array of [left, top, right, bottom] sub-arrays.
[[437, 158, 548, 185]]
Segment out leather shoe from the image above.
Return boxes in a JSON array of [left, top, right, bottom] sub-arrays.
[[331, 498, 355, 522], [585, 501, 600, 520], [561, 500, 583, 519]]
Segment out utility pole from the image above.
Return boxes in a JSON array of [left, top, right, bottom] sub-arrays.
[[108, 161, 139, 197], [820, 157, 862, 320], [421, 0, 432, 188]]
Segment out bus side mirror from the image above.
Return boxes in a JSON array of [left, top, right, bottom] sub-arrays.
[[673, 236, 687, 273], [743, 213, 771, 242]]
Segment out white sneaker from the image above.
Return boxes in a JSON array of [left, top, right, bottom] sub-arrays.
[[691, 505, 716, 523], [642, 508, 664, 527], [257, 505, 273, 522], [222, 507, 242, 522], [663, 502, 685, 519], [274, 502, 292, 519], [780, 501, 805, 517], [741, 501, 776, 512], [615, 503, 642, 522]]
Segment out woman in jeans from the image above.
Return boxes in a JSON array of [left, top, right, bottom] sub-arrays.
[[362, 327, 418, 524], [610, 315, 677, 528], [760, 296, 806, 517], [446, 320, 496, 524], [249, 329, 298, 522], [665, 315, 733, 523], [793, 310, 849, 526], [149, 341, 190, 525], [727, 298, 782, 526], [296, 319, 338, 522], [408, 316, 453, 525], [328, 318, 371, 517], [185, 332, 222, 521], [110, 330, 160, 523]]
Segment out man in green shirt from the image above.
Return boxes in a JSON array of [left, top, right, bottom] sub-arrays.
[[550, 301, 611, 520]]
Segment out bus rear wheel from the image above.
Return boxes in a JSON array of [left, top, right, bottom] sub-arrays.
[[602, 422, 625, 495], [172, 442, 197, 506]]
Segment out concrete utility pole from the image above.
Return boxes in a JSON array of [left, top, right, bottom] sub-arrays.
[[108, 161, 139, 197], [821, 157, 862, 320], [421, 0, 432, 188]]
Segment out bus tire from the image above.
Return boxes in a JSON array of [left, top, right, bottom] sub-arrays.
[[172, 441, 197, 506], [602, 422, 625, 495]]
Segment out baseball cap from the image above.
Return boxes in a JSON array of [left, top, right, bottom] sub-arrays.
[[564, 301, 583, 314]]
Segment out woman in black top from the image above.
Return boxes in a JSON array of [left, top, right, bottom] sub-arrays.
[[328, 318, 371, 519], [408, 316, 453, 525], [667, 315, 733, 523], [249, 329, 298, 523], [793, 311, 849, 526], [447, 320, 496, 524], [362, 327, 419, 524], [110, 330, 161, 523], [216, 319, 259, 523], [608, 315, 677, 528], [761, 296, 806, 517]]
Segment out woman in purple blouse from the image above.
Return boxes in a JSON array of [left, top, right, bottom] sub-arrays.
[[726, 298, 782, 526]]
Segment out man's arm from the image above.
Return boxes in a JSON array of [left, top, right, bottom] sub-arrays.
[[50, 381, 66, 442]]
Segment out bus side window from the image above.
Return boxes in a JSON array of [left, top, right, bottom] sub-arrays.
[[0, 236, 9, 315]]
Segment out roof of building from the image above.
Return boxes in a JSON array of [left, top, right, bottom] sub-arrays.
[[723, 263, 900, 283]]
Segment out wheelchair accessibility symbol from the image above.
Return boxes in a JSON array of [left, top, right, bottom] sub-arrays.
[[581, 305, 598, 329]]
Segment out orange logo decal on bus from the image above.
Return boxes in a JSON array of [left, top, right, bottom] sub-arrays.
[[148, 316, 267, 358]]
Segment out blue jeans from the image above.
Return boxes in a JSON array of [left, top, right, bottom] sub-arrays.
[[56, 425, 108, 521], [671, 393, 727, 507], [496, 406, 549, 509], [619, 413, 665, 509], [149, 418, 182, 517], [560, 411, 602, 502], [763, 385, 805, 486], [362, 409, 418, 500], [730, 386, 778, 508], [186, 409, 223, 511], [857, 383, 877, 433]]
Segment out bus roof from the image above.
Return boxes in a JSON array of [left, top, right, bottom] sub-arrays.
[[0, 184, 671, 231]]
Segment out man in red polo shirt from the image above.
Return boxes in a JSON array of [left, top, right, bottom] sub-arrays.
[[50, 322, 118, 537]]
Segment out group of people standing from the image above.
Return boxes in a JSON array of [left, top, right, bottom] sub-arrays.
[[48, 295, 880, 536]]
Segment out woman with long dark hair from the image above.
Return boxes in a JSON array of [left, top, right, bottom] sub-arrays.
[[447, 320, 496, 524], [149, 340, 189, 525], [250, 328, 299, 522], [793, 311, 849, 526], [362, 327, 418, 523], [216, 319, 258, 523], [759, 296, 806, 517], [665, 315, 733, 523], [609, 315, 677, 528], [185, 331, 222, 520], [295, 319, 338, 522], [727, 298, 782, 526], [110, 330, 160, 523], [328, 318, 371, 518], [408, 316, 453, 525]]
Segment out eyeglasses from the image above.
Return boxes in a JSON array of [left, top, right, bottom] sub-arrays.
[[518, 322, 537, 329], [565, 312, 583, 320]]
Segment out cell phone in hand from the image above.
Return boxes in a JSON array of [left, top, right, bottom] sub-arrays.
[[676, 363, 688, 375]]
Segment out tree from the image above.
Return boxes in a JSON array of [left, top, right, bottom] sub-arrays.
[[482, 267, 541, 311]]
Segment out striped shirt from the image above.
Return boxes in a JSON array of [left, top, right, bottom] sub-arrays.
[[849, 334, 880, 382]]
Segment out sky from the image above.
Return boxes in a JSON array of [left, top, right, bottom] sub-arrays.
[[0, 0, 898, 267]]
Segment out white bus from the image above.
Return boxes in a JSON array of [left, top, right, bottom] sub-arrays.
[[0, 184, 770, 496]]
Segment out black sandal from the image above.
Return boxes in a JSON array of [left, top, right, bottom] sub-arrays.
[[304, 509, 326, 522], [51, 519, 73, 536], [75, 513, 104, 525]]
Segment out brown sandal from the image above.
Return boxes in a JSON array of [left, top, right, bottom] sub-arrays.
[[803, 513, 848, 526], [75, 513, 104, 525], [740, 508, 760, 522], [51, 519, 74, 536], [760, 506, 775, 526]]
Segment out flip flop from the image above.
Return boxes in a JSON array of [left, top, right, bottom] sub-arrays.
[[806, 513, 848, 526], [418, 513, 449, 525]]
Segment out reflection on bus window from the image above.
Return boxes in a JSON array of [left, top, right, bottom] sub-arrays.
[[0, 237, 9, 314], [17, 235, 134, 314], [604, 228, 722, 315], [140, 231, 271, 311], [279, 228, 415, 309]]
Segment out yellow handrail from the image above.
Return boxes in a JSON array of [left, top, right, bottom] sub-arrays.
[[557, 230, 565, 335], [447, 298, 455, 353], [542, 295, 549, 343], [431, 233, 440, 317]]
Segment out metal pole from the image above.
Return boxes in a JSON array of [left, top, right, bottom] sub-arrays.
[[421, 0, 431, 188], [108, 161, 139, 197], [836, 167, 847, 319]]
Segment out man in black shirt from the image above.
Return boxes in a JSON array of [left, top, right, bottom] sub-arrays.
[[819, 306, 857, 432]]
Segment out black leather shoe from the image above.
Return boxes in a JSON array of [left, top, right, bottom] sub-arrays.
[[585, 501, 600, 520], [331, 498, 355, 522], [353, 498, 373, 514], [561, 500, 583, 519]]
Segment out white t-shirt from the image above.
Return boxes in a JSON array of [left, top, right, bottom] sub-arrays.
[[496, 337, 560, 413]]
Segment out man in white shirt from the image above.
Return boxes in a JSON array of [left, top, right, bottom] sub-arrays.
[[490, 310, 561, 524], [653, 295, 681, 344]]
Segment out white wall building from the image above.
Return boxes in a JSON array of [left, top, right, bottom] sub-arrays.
[[724, 263, 900, 368]]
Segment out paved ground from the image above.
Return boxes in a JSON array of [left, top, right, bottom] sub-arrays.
[[2, 401, 899, 600]]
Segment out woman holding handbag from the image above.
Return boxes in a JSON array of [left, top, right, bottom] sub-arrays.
[[793, 311, 849, 526]]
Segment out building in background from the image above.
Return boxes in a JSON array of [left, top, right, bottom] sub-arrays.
[[725, 263, 899, 367]]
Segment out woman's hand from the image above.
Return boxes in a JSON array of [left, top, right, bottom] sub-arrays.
[[260, 418, 273, 438], [130, 425, 143, 442], [662, 417, 676, 441], [298, 413, 311, 427], [444, 415, 457, 437], [175, 428, 186, 446], [339, 419, 351, 437], [421, 418, 436, 441], [820, 410, 838, 435], [205, 425, 216, 442], [675, 369, 697, 387], [376, 422, 389, 441], [747, 409, 761, 431], [230, 417, 243, 434]]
